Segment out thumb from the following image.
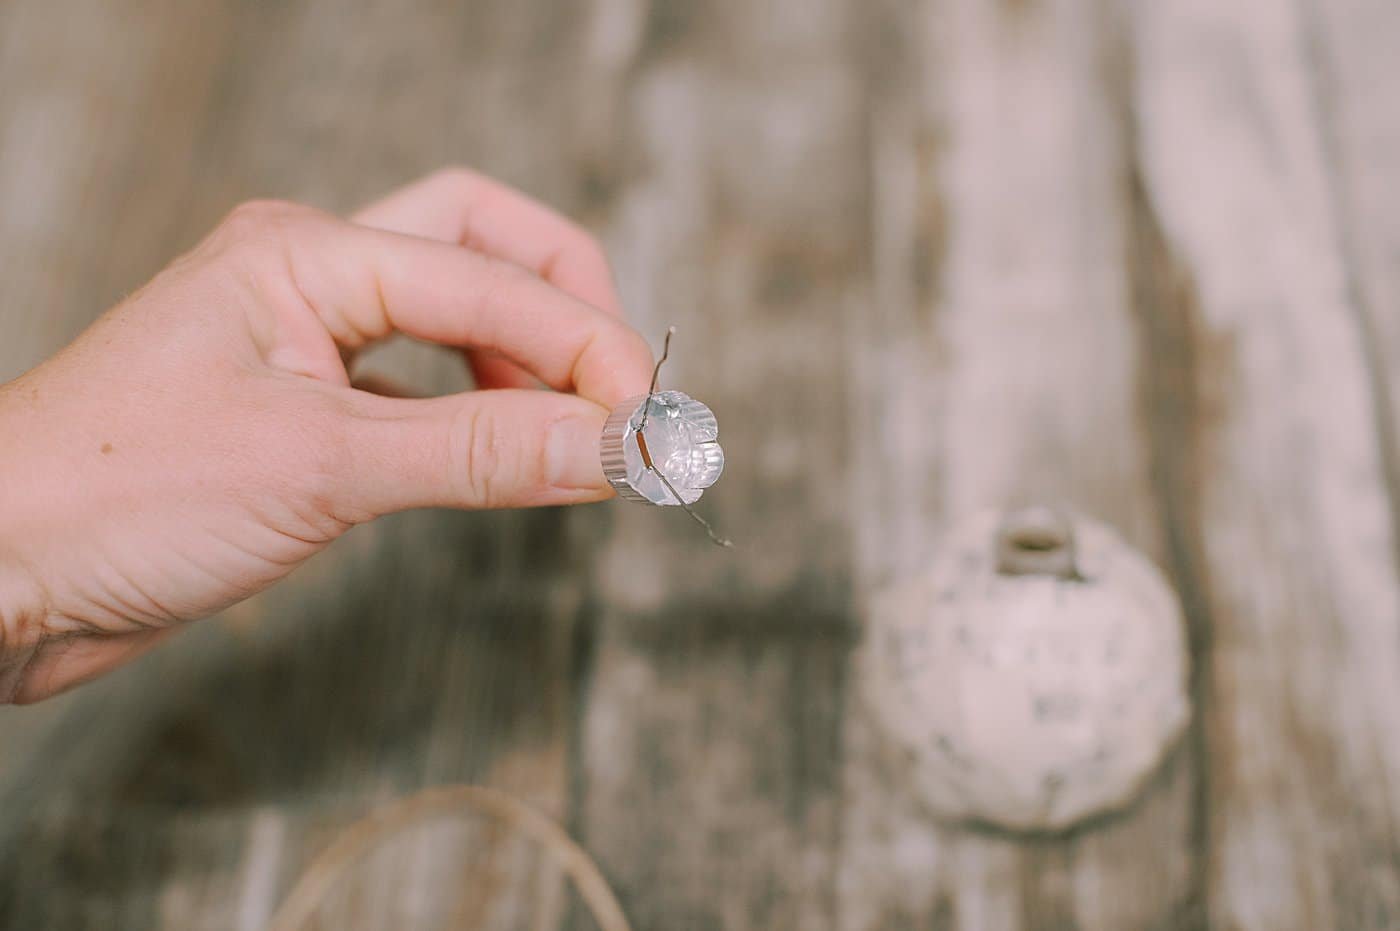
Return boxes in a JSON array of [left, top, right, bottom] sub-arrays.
[[342, 389, 615, 515]]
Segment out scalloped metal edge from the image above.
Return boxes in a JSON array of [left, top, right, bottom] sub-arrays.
[[599, 392, 722, 505], [600, 394, 651, 502]]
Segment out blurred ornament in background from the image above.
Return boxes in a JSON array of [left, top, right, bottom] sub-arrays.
[[861, 505, 1191, 832]]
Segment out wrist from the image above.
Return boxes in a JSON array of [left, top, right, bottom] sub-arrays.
[[0, 554, 48, 702], [0, 382, 55, 699]]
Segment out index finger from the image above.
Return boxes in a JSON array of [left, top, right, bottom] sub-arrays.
[[351, 168, 625, 316], [284, 212, 654, 408]]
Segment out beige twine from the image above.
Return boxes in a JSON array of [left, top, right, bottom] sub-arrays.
[[267, 784, 631, 931]]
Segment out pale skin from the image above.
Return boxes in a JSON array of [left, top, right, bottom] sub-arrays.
[[0, 169, 656, 704]]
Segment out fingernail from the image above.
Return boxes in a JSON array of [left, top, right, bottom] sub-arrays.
[[547, 415, 606, 490]]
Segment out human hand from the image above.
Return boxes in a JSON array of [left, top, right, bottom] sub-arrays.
[[0, 169, 654, 703]]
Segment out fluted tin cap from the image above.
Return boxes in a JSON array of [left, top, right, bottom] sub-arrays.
[[599, 390, 725, 505]]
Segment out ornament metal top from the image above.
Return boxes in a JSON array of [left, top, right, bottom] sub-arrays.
[[600, 390, 725, 505]]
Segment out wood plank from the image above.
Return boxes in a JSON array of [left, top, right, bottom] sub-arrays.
[[2, 798, 593, 930], [1129, 0, 1400, 927], [1307, 0, 1400, 585], [574, 0, 864, 927], [840, 0, 1199, 928], [1294, 0, 1400, 925]]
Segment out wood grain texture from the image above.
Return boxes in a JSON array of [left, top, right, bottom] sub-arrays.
[[1131, 0, 1400, 927], [574, 1, 861, 927], [843, 1, 1196, 928], [2, 0, 1400, 927]]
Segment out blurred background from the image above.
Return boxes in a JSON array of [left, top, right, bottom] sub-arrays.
[[2, 0, 1399, 928]]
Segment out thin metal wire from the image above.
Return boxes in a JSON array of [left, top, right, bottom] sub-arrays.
[[657, 470, 734, 548], [634, 325, 675, 435], [636, 430, 733, 548], [634, 326, 733, 548]]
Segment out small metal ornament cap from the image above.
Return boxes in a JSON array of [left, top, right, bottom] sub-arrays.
[[600, 391, 725, 505], [996, 505, 1081, 580]]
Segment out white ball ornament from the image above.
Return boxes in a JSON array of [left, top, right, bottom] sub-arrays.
[[862, 506, 1191, 832]]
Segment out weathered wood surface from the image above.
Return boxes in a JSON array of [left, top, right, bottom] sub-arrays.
[[1, 0, 1399, 928]]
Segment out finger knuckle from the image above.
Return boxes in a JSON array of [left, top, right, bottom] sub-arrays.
[[573, 229, 609, 268], [428, 166, 481, 192], [210, 199, 308, 261], [476, 254, 536, 309], [222, 198, 301, 235], [451, 403, 509, 508]]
